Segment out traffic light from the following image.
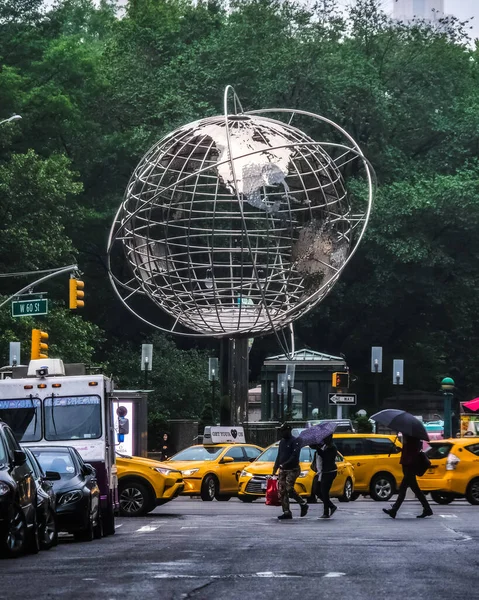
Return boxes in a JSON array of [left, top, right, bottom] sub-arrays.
[[332, 372, 349, 389], [69, 278, 85, 309], [31, 329, 48, 360]]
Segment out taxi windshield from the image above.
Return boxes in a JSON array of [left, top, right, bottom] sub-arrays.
[[170, 446, 224, 461], [256, 445, 313, 462], [0, 399, 41, 442]]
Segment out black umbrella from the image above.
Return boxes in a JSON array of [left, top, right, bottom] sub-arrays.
[[371, 409, 429, 441]]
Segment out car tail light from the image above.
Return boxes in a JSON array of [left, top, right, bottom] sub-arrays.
[[446, 453, 460, 471]]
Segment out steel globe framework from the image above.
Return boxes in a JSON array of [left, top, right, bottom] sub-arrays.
[[108, 87, 374, 343]]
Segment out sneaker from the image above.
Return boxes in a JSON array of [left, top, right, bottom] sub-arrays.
[[300, 504, 309, 518], [416, 508, 433, 519], [382, 508, 397, 519], [329, 505, 337, 518], [277, 512, 292, 520]]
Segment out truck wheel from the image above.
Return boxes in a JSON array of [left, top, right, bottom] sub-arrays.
[[466, 478, 479, 505], [119, 481, 153, 517], [431, 491, 455, 505], [200, 475, 218, 501], [370, 473, 395, 501]]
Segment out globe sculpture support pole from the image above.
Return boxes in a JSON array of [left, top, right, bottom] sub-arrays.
[[107, 86, 375, 429]]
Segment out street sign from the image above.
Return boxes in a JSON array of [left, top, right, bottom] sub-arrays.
[[328, 393, 357, 406], [11, 298, 48, 318]]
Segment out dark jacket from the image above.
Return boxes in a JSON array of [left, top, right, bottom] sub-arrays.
[[316, 444, 338, 473], [400, 436, 422, 466], [273, 436, 301, 471]]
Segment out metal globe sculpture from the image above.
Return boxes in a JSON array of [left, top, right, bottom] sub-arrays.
[[108, 87, 374, 340]]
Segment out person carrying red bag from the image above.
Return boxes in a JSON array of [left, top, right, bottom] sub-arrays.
[[272, 423, 309, 520]]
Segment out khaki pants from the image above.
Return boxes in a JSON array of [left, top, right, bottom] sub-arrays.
[[278, 467, 307, 514]]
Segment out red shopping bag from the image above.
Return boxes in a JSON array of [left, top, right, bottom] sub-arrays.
[[265, 477, 281, 506]]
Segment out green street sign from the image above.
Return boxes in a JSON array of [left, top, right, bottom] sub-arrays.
[[11, 298, 48, 318]]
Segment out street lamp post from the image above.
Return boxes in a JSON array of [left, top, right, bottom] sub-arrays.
[[286, 374, 292, 416], [441, 377, 455, 439], [371, 347, 383, 410]]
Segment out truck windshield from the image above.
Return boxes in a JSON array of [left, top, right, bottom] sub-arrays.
[[0, 399, 41, 442], [44, 395, 101, 441]]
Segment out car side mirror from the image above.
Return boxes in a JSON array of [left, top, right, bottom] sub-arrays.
[[83, 463, 95, 476], [220, 456, 234, 464], [14, 450, 27, 466], [45, 470, 62, 481]]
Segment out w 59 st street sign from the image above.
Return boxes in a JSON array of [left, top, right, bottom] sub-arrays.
[[328, 393, 357, 406], [12, 298, 48, 317]]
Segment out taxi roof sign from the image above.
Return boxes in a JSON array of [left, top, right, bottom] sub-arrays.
[[203, 426, 246, 444]]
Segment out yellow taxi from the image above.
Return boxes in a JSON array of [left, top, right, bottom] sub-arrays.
[[333, 434, 403, 501], [167, 443, 263, 501], [418, 438, 479, 505], [237, 443, 355, 503], [116, 453, 184, 516]]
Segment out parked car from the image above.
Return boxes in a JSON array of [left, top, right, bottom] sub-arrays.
[[333, 434, 403, 501], [238, 443, 355, 503], [418, 438, 479, 505], [0, 419, 38, 558], [28, 446, 101, 541], [23, 447, 58, 550], [116, 453, 184, 517], [168, 443, 263, 501]]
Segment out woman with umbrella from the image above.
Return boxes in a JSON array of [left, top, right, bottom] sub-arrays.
[[371, 410, 433, 519], [299, 422, 339, 519]]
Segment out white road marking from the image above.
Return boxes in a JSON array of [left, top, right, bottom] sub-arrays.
[[439, 514, 458, 518], [442, 524, 472, 542], [136, 525, 160, 533], [180, 526, 199, 529], [82, 578, 97, 581], [115, 523, 123, 529], [323, 572, 346, 578]]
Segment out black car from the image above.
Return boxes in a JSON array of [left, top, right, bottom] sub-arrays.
[[0, 420, 39, 558], [29, 446, 101, 542], [23, 447, 58, 550]]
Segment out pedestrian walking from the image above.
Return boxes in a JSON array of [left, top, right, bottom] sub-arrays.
[[314, 435, 338, 519], [159, 432, 174, 461], [383, 434, 433, 519], [272, 423, 309, 520]]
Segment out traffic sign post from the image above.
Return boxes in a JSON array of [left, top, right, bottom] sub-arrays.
[[328, 393, 357, 406], [12, 298, 48, 318]]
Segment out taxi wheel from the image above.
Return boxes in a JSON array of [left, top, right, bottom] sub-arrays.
[[466, 478, 479, 505], [200, 475, 218, 501], [431, 491, 455, 505], [338, 478, 353, 503], [370, 473, 395, 501], [119, 481, 154, 516]]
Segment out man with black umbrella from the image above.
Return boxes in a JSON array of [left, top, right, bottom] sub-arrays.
[[272, 423, 309, 520], [383, 434, 433, 519]]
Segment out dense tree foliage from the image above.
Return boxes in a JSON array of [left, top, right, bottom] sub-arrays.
[[1, 0, 479, 422]]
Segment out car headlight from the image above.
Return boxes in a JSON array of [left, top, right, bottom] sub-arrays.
[[153, 467, 174, 476], [0, 482, 11, 496], [181, 469, 199, 477], [58, 490, 83, 505], [298, 470, 309, 478], [240, 470, 252, 478]]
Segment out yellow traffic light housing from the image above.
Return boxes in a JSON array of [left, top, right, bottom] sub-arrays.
[[69, 278, 85, 309], [332, 372, 349, 389], [31, 329, 49, 360]]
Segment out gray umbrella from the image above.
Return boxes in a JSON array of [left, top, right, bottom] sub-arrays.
[[297, 421, 338, 448], [371, 409, 429, 441]]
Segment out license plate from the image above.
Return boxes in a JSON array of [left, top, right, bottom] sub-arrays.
[[261, 482, 267, 490]]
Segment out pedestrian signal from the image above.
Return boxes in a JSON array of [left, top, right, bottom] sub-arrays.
[[69, 278, 85, 309], [332, 372, 349, 389], [31, 329, 49, 360]]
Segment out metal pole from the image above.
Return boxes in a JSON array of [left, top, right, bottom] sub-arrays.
[[287, 375, 292, 415], [144, 357, 148, 389], [395, 373, 400, 403], [280, 386, 285, 422], [374, 360, 379, 409], [336, 405, 343, 419], [212, 375, 216, 424], [444, 392, 452, 439]]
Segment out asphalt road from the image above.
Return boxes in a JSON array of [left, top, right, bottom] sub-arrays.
[[2, 496, 478, 600]]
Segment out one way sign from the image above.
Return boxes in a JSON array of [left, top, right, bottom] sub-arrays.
[[328, 393, 357, 406]]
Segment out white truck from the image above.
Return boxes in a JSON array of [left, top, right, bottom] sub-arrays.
[[0, 358, 118, 535]]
